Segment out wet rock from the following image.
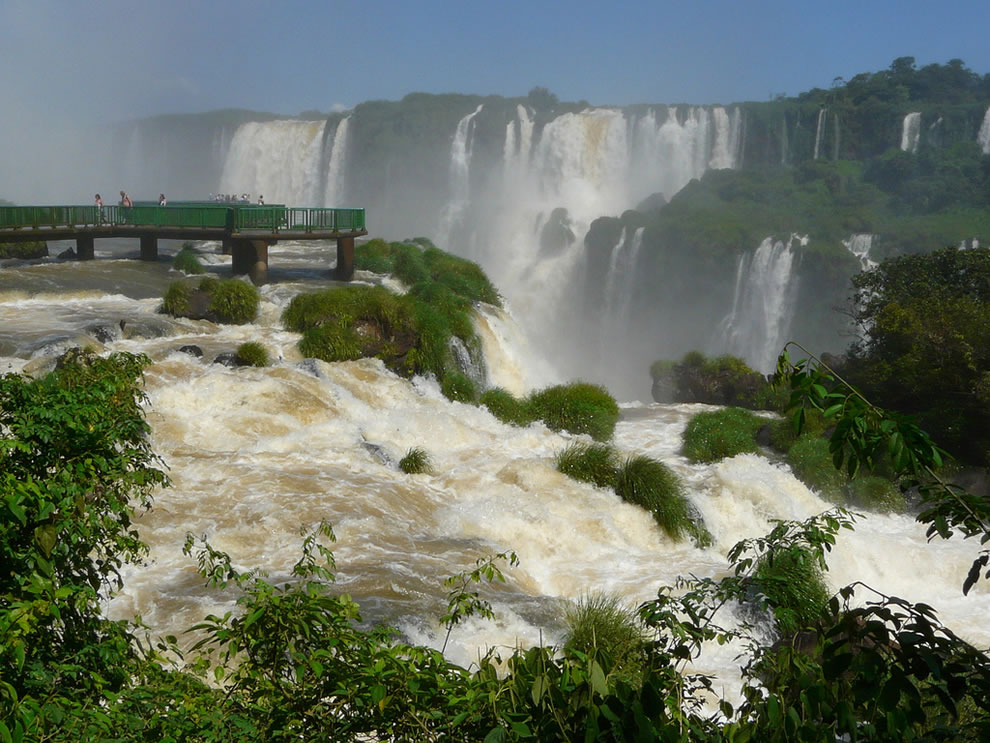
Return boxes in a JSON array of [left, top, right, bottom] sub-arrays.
[[448, 336, 487, 389], [88, 324, 120, 344], [57, 247, 77, 260], [635, 191, 667, 213], [21, 357, 57, 378], [121, 319, 171, 340], [363, 440, 397, 468], [212, 352, 242, 368], [178, 345, 203, 358], [539, 207, 575, 258]]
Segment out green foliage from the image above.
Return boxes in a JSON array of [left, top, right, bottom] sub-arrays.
[[398, 447, 434, 474], [787, 434, 850, 501], [768, 408, 827, 452], [563, 593, 647, 687], [528, 382, 620, 442], [297, 323, 363, 362], [751, 546, 832, 636], [682, 406, 763, 463], [172, 245, 206, 274], [480, 387, 531, 426], [208, 279, 260, 324], [235, 341, 270, 367], [554, 443, 619, 489], [0, 241, 47, 259], [614, 455, 695, 542], [440, 370, 477, 403], [160, 281, 190, 315]]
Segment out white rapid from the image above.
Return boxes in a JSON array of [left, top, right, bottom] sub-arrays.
[[978, 106, 990, 155], [323, 116, 350, 207], [900, 112, 922, 153], [2, 244, 988, 701], [219, 119, 327, 205], [713, 235, 804, 373]]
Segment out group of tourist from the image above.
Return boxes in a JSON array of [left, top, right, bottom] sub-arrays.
[[209, 192, 264, 204]]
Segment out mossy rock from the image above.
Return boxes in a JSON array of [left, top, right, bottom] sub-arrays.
[[0, 241, 47, 259], [786, 434, 848, 502], [160, 278, 259, 325], [682, 407, 763, 463], [528, 382, 620, 442]]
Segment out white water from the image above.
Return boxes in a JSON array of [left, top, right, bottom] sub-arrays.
[[323, 116, 350, 207], [813, 108, 827, 160], [713, 235, 804, 373], [1, 246, 988, 701], [978, 106, 990, 155], [843, 233, 877, 272], [900, 112, 922, 153], [436, 105, 483, 250], [219, 120, 327, 205]]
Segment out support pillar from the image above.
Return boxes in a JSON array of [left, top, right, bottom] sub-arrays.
[[76, 236, 94, 260], [140, 235, 158, 261], [231, 238, 271, 285], [221, 238, 232, 255], [335, 236, 355, 281]]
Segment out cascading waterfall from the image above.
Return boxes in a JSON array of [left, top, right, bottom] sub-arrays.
[[900, 112, 922, 152], [813, 108, 827, 160], [978, 106, 990, 155], [843, 233, 877, 271], [219, 119, 326, 204], [436, 105, 483, 250], [709, 106, 743, 169], [323, 116, 350, 207], [712, 235, 804, 373]]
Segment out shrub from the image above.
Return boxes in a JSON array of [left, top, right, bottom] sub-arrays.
[[614, 455, 694, 541], [0, 240, 47, 259], [172, 246, 206, 274], [563, 593, 646, 687], [682, 407, 762, 463], [768, 409, 828, 453], [554, 443, 619, 489], [480, 387, 532, 426], [847, 475, 906, 512], [751, 545, 831, 636], [298, 323, 363, 362], [787, 434, 848, 501], [208, 279, 259, 324], [354, 237, 394, 273], [528, 382, 620, 442], [440, 371, 477, 403], [161, 282, 191, 315], [236, 342, 270, 367], [399, 447, 434, 474]]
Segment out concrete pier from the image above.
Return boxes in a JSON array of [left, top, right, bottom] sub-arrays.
[[140, 235, 158, 261], [336, 236, 355, 280], [231, 239, 272, 285], [76, 236, 94, 260]]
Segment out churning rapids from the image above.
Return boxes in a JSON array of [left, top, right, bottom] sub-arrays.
[[1, 241, 988, 702]]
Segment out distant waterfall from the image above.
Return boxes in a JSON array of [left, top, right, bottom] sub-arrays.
[[713, 235, 804, 373], [220, 120, 326, 204], [813, 108, 827, 160], [436, 105, 483, 250], [323, 116, 350, 207], [709, 106, 744, 169], [978, 106, 990, 155], [843, 233, 877, 271], [900, 112, 922, 153]]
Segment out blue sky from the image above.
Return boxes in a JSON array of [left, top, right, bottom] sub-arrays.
[[3, 0, 989, 122]]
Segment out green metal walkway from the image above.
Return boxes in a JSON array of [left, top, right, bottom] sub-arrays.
[[0, 202, 368, 283]]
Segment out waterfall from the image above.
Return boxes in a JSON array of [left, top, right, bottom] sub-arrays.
[[712, 235, 804, 372], [813, 108, 827, 160], [978, 106, 990, 155], [219, 120, 326, 204], [436, 105, 483, 250], [843, 233, 877, 271], [900, 112, 922, 153], [709, 106, 743, 169], [323, 116, 350, 207]]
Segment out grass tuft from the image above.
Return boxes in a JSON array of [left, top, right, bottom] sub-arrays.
[[440, 371, 477, 403], [554, 443, 619, 489], [399, 447, 435, 474], [528, 383, 620, 442], [480, 388, 531, 426], [236, 342, 270, 367], [172, 246, 206, 275], [208, 280, 259, 324], [751, 546, 831, 637], [614, 455, 694, 541], [563, 593, 646, 686], [161, 282, 191, 316], [682, 407, 762, 463]]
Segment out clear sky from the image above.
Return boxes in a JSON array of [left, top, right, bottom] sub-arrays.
[[2, 0, 989, 202], [3, 0, 989, 122]]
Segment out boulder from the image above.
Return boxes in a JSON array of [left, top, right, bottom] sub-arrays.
[[178, 345, 204, 358]]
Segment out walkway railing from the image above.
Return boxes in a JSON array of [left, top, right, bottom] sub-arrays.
[[0, 204, 366, 233]]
